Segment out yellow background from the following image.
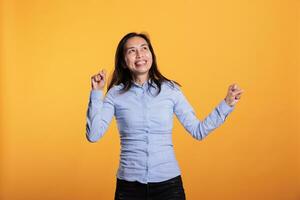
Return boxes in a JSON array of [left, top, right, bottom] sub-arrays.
[[1, 0, 299, 199]]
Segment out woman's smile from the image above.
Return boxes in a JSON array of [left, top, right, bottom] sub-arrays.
[[135, 59, 148, 67]]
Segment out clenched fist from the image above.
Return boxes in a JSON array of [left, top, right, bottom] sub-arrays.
[[224, 83, 244, 107], [91, 69, 107, 91]]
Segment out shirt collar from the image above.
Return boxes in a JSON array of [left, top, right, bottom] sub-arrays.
[[131, 78, 152, 89], [131, 79, 160, 97]]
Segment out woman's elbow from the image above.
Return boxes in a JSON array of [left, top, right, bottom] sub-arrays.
[[192, 133, 205, 141], [86, 125, 101, 143], [187, 125, 206, 141], [86, 132, 100, 143]]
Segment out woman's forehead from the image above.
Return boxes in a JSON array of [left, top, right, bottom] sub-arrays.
[[125, 36, 148, 48]]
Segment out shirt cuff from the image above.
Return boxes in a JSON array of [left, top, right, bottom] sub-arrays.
[[90, 89, 103, 100], [219, 99, 235, 115]]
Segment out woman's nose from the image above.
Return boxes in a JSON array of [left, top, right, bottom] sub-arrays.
[[136, 50, 143, 58]]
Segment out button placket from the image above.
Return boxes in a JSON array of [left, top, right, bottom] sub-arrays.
[[140, 87, 151, 182]]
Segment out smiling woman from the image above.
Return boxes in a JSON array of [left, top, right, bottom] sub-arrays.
[[85, 32, 244, 200], [123, 36, 153, 81], [107, 32, 181, 96]]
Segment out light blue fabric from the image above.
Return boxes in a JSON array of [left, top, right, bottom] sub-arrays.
[[86, 79, 235, 184]]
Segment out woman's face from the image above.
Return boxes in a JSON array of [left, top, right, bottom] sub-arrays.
[[124, 36, 153, 77]]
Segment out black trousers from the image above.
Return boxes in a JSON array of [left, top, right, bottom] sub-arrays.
[[114, 175, 186, 200]]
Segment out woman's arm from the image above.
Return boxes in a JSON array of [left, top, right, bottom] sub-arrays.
[[86, 69, 115, 143], [86, 89, 115, 143], [173, 86, 236, 141]]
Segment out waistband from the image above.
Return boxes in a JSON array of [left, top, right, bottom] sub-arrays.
[[117, 175, 182, 185]]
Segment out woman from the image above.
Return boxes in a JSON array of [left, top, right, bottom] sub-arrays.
[[86, 32, 244, 200]]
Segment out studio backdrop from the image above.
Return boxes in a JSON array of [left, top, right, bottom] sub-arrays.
[[0, 0, 299, 199]]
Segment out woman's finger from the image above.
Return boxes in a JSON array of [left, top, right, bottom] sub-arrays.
[[232, 84, 238, 90], [232, 89, 244, 96], [101, 70, 107, 77], [96, 75, 101, 81]]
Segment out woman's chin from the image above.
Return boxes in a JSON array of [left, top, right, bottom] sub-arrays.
[[133, 69, 150, 75], [134, 66, 150, 73]]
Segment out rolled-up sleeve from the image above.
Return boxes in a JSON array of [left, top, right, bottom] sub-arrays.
[[173, 87, 234, 141], [86, 89, 115, 143]]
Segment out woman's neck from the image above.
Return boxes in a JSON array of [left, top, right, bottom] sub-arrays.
[[132, 73, 149, 86]]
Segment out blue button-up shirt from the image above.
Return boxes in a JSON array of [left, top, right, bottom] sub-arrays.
[[86, 79, 235, 183]]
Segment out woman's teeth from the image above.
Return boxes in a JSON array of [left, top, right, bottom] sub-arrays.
[[135, 60, 146, 66]]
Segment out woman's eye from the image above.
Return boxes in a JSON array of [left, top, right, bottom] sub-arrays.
[[128, 49, 135, 54]]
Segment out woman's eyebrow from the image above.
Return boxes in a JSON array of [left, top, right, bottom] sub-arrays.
[[141, 43, 148, 47], [125, 43, 148, 51]]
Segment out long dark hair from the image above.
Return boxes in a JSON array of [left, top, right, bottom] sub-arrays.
[[107, 32, 181, 95]]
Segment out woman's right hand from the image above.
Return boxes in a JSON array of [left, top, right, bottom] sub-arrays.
[[91, 69, 107, 91]]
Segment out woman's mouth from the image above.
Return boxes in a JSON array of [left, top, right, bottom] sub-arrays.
[[135, 60, 147, 67]]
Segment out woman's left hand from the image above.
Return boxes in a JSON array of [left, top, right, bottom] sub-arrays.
[[224, 83, 244, 107]]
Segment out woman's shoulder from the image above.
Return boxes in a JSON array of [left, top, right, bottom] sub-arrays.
[[162, 80, 181, 92], [112, 83, 124, 91], [106, 84, 124, 96]]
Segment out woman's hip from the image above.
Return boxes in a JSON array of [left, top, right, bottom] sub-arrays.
[[114, 175, 186, 200]]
